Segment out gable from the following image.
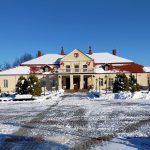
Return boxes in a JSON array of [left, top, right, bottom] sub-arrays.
[[61, 49, 92, 62]]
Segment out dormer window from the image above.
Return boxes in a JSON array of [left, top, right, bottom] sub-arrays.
[[45, 67, 49, 72], [105, 65, 108, 71], [102, 64, 109, 71], [43, 65, 50, 72]]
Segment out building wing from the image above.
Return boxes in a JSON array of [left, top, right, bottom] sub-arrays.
[[0, 66, 30, 75]]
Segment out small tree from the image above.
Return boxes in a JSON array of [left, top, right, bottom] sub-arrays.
[[16, 76, 29, 94], [28, 75, 42, 96], [129, 74, 140, 92], [113, 73, 129, 93]]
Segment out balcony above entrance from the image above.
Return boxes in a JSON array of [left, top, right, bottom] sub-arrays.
[[58, 68, 94, 73]]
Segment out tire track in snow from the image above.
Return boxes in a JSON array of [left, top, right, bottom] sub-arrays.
[[0, 96, 66, 150]]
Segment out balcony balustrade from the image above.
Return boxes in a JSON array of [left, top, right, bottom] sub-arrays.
[[58, 68, 94, 73]]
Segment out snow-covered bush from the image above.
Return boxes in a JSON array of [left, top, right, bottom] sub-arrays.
[[16, 76, 29, 94], [113, 73, 129, 93], [113, 74, 140, 93], [16, 75, 42, 96], [129, 74, 140, 93], [28, 75, 42, 96]]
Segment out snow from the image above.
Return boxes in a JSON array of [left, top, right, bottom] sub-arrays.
[[0, 66, 30, 75], [22, 52, 133, 66], [89, 137, 150, 150], [143, 66, 150, 72], [0, 97, 13, 101], [95, 66, 121, 73], [22, 54, 64, 65], [15, 94, 33, 100], [87, 52, 133, 63], [0, 91, 149, 149], [89, 90, 150, 100]]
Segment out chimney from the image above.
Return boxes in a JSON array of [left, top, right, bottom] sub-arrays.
[[37, 50, 42, 57], [60, 46, 65, 55], [112, 48, 116, 55], [88, 46, 93, 55]]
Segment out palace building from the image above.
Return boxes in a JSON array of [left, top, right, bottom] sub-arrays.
[[0, 47, 150, 92]]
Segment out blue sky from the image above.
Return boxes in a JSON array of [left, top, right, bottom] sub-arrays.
[[0, 0, 150, 65]]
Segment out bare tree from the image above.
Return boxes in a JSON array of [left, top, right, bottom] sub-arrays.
[[12, 58, 20, 67], [0, 53, 34, 70], [20, 53, 33, 64], [12, 53, 33, 67], [2, 62, 11, 70], [0, 64, 2, 71]]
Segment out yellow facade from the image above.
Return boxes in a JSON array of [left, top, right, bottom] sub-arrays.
[[0, 75, 28, 92], [0, 74, 44, 92], [58, 49, 94, 90]]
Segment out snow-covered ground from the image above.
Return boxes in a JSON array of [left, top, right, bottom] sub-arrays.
[[0, 92, 149, 150], [88, 89, 150, 100]]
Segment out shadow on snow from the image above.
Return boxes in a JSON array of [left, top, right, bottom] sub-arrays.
[[0, 134, 69, 150]]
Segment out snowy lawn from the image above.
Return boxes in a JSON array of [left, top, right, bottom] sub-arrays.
[[0, 92, 149, 150]]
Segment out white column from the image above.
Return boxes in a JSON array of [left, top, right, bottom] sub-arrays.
[[92, 74, 95, 89], [58, 75, 62, 90], [70, 75, 74, 90], [80, 75, 84, 89]]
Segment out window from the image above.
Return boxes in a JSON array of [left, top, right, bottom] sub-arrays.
[[51, 80, 55, 87], [109, 78, 114, 86], [45, 67, 49, 72], [75, 65, 79, 72], [4, 80, 8, 88], [66, 65, 70, 72], [99, 78, 103, 86], [105, 65, 109, 71], [74, 53, 79, 58], [83, 65, 87, 72]]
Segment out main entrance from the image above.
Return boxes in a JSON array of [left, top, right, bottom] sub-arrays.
[[61, 75, 92, 91], [73, 76, 80, 90]]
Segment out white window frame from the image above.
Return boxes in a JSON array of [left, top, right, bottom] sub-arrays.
[[83, 65, 87, 72], [4, 80, 8, 88], [109, 78, 114, 86], [99, 78, 103, 86], [74, 65, 79, 72], [66, 65, 70, 72]]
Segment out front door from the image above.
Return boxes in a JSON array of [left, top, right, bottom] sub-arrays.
[[73, 77, 80, 90]]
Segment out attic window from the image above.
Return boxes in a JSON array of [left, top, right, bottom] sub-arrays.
[[74, 53, 79, 58]]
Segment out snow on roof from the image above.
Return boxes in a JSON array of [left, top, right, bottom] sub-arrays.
[[21, 52, 133, 66], [0, 66, 30, 75], [143, 67, 150, 72], [95, 66, 121, 73], [22, 54, 64, 65], [87, 53, 133, 64]]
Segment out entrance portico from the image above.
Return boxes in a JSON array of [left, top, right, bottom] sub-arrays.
[[58, 74, 93, 91]]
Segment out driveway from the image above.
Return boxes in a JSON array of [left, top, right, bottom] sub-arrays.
[[0, 93, 150, 150]]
